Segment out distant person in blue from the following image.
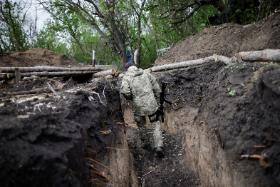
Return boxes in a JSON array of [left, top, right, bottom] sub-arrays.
[[125, 48, 134, 70]]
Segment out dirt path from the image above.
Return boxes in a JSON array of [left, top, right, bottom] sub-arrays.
[[125, 125, 200, 187]]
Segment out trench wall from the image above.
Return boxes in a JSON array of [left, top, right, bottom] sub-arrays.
[[157, 62, 280, 187], [0, 81, 138, 187]]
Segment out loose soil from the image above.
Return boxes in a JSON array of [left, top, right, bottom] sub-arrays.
[[127, 129, 200, 186], [0, 48, 78, 67], [156, 11, 280, 64]]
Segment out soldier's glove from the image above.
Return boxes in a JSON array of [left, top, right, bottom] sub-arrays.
[[122, 93, 132, 100]]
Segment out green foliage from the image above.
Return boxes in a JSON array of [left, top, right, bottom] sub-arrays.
[[258, 0, 280, 19], [227, 87, 236, 97], [191, 5, 218, 32], [141, 34, 158, 69], [229, 1, 259, 24], [0, 0, 29, 53], [35, 22, 120, 65], [35, 24, 68, 55], [147, 1, 218, 49], [2, 0, 280, 68]]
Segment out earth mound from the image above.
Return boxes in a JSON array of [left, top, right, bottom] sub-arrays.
[[0, 48, 78, 67], [156, 12, 280, 64]]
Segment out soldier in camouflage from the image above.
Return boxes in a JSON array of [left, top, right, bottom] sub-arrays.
[[121, 65, 164, 155]]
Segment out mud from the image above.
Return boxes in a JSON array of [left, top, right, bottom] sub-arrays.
[[156, 12, 280, 65], [127, 129, 200, 187], [155, 61, 280, 187]]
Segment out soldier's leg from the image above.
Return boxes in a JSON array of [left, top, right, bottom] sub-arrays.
[[134, 115, 146, 128], [152, 120, 163, 152], [135, 115, 155, 151], [134, 115, 147, 149]]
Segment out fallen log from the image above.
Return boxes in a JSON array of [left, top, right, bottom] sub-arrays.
[[93, 69, 119, 78], [149, 49, 280, 72], [2, 88, 54, 96], [237, 49, 280, 62], [0, 70, 97, 79], [0, 66, 104, 73], [149, 55, 232, 72]]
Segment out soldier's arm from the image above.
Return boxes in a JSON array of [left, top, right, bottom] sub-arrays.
[[148, 73, 161, 101], [120, 78, 132, 100]]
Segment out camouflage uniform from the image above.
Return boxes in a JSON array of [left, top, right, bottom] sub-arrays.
[[121, 66, 163, 151]]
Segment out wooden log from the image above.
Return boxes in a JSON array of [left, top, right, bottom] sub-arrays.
[[149, 49, 280, 73], [14, 68, 21, 84], [0, 70, 97, 79], [237, 49, 280, 62], [2, 88, 53, 96], [149, 55, 232, 72], [0, 66, 104, 73], [93, 69, 114, 78]]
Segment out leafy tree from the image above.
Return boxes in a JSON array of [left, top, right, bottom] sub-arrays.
[[35, 17, 119, 65], [35, 23, 69, 55], [0, 0, 29, 53], [2, 0, 279, 68], [146, 0, 218, 48], [38, 0, 149, 67]]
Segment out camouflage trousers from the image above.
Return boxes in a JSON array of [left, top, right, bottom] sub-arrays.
[[134, 115, 163, 151]]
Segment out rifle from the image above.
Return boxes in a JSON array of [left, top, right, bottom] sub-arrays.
[[149, 82, 172, 123]]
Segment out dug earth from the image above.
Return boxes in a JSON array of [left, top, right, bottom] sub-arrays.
[[0, 12, 279, 187], [0, 61, 279, 187]]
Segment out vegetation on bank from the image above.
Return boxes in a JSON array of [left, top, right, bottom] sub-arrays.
[[0, 0, 279, 68]]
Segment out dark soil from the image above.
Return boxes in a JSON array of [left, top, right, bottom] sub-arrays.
[[156, 12, 280, 64], [0, 80, 124, 187], [128, 129, 200, 187], [0, 48, 78, 67], [155, 61, 280, 186], [0, 61, 279, 187]]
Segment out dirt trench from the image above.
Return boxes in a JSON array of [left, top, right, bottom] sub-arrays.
[[0, 61, 279, 187], [155, 61, 280, 187], [0, 80, 138, 187]]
